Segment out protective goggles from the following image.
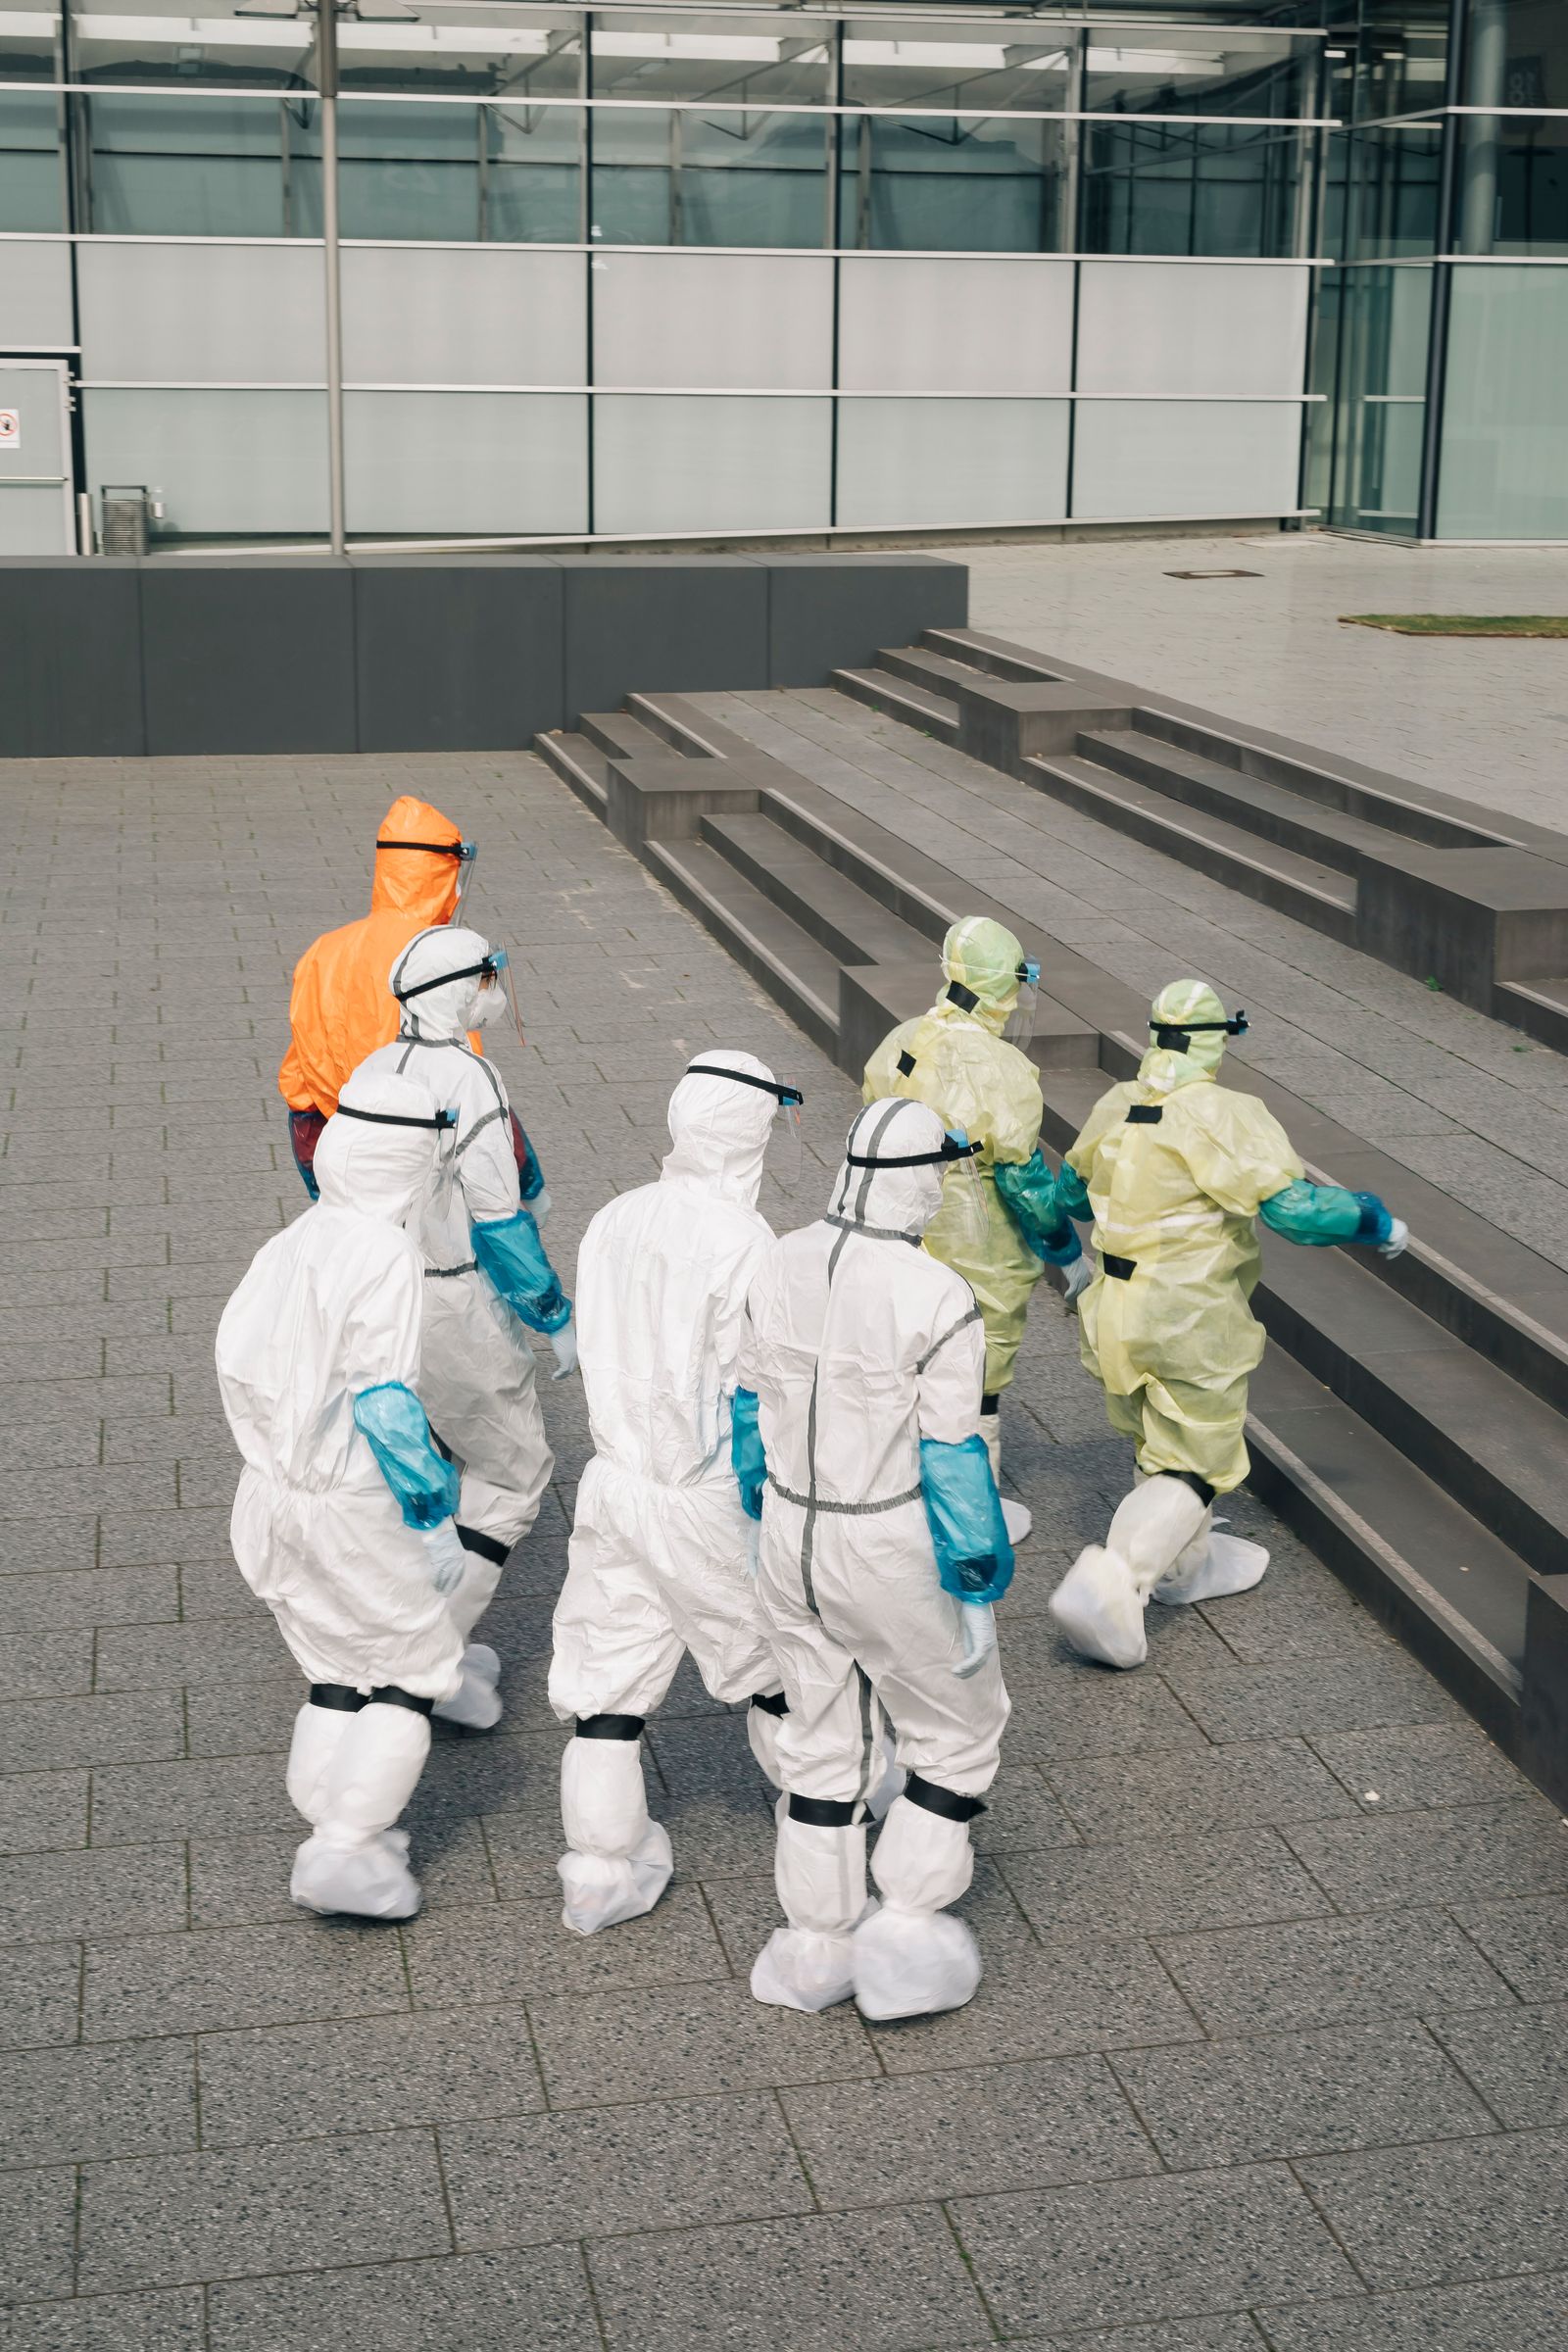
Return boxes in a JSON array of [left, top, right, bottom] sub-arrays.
[[946, 957, 1042, 1050], [375, 836, 478, 906], [686, 1063, 806, 1187], [847, 1128, 985, 1247], [1151, 1009, 1249, 1051]]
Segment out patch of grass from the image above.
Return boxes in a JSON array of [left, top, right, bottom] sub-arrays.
[[1340, 613, 1568, 638]]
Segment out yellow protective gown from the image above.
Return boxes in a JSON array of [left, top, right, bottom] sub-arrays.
[[1067, 1028, 1301, 1496], [863, 918, 1044, 1396]]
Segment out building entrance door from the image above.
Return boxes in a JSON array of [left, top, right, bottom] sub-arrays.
[[0, 361, 76, 555]]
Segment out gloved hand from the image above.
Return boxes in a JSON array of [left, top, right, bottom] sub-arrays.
[[1062, 1254, 1095, 1310], [549, 1317, 579, 1381], [530, 1186, 552, 1228], [952, 1602, 997, 1680], [422, 1520, 466, 1597], [1378, 1217, 1409, 1260]]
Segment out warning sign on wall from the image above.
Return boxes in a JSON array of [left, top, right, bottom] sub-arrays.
[[0, 411, 19, 449]]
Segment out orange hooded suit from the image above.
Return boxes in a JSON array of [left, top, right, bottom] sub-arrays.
[[279, 796, 469, 1118]]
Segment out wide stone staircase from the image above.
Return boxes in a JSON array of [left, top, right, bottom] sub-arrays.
[[536, 652, 1568, 1809]]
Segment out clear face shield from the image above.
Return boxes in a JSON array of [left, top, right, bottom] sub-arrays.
[[474, 948, 526, 1050], [1150, 1008, 1250, 1062], [333, 1103, 459, 1214], [684, 1063, 806, 1189], [1003, 958, 1041, 1050], [938, 1131, 988, 1250]]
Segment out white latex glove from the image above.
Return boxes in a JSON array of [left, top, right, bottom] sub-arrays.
[[549, 1317, 579, 1381], [530, 1185, 552, 1228], [1378, 1216, 1409, 1260], [1062, 1252, 1095, 1310], [952, 1602, 997, 1680], [422, 1519, 466, 1597]]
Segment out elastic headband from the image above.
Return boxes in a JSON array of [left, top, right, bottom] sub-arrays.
[[375, 838, 475, 859], [336, 1104, 456, 1131], [946, 958, 1036, 1016], [685, 1063, 805, 1108], [1152, 1010, 1249, 1051], [394, 955, 500, 1004], [845, 1136, 980, 1169]]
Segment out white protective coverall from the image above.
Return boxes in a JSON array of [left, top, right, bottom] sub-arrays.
[[359, 926, 570, 1615], [548, 1054, 792, 1936], [742, 1098, 1011, 2022], [216, 1068, 486, 1922]]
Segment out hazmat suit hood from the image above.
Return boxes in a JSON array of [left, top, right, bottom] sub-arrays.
[[662, 1052, 779, 1206], [369, 797, 466, 924], [1139, 979, 1234, 1098], [828, 1098, 949, 1241], [934, 915, 1026, 1038], [389, 924, 495, 1043], [314, 1066, 448, 1228]]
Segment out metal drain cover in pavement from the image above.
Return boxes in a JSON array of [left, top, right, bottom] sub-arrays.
[[1165, 567, 1263, 579]]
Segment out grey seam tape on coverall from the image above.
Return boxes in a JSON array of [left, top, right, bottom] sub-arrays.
[[855, 1664, 877, 1809], [457, 1106, 503, 1156], [916, 1305, 983, 1374], [425, 1261, 478, 1279], [802, 1102, 905, 1616], [825, 1214, 921, 1247], [767, 1475, 922, 1514]]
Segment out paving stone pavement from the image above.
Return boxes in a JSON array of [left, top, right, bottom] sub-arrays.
[[3, 744, 1568, 2349], [692, 683, 1568, 1273], [958, 535, 1568, 835]]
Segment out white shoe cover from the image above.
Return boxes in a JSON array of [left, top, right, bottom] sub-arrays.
[[1001, 1495, 1033, 1547], [290, 1829, 422, 1921], [751, 1922, 862, 2012], [559, 1821, 673, 1936], [853, 1904, 981, 2021], [434, 1646, 504, 1732], [1049, 1544, 1149, 1670], [1153, 1530, 1270, 1606]]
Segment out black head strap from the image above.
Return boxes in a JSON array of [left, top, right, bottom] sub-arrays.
[[845, 1137, 980, 1169], [685, 1063, 804, 1108], [1152, 1010, 1249, 1052], [395, 957, 495, 1004], [376, 839, 467, 858], [336, 1103, 456, 1131]]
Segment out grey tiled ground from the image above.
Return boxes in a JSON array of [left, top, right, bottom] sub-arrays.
[[3, 744, 1567, 2347]]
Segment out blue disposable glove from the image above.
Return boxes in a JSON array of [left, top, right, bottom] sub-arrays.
[[471, 1209, 571, 1334], [731, 1388, 766, 1522], [995, 1150, 1083, 1266], [1260, 1181, 1398, 1250], [920, 1433, 1014, 1607], [354, 1382, 460, 1530]]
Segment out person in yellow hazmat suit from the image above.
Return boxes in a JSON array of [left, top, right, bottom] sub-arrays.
[[1031, 980, 1408, 1671], [863, 915, 1087, 1549]]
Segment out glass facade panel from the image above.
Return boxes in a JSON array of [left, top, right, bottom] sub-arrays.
[[0, 0, 61, 77], [341, 244, 585, 385], [836, 395, 1068, 526], [592, 248, 833, 389], [77, 238, 326, 384], [839, 115, 1068, 252], [344, 389, 587, 532], [337, 7, 582, 99], [1353, 2, 1450, 123], [1083, 117, 1305, 256], [1072, 397, 1302, 517], [0, 87, 64, 229], [70, 0, 313, 89], [1345, 121, 1443, 258], [1082, 26, 1315, 119], [591, 105, 827, 247], [591, 11, 828, 104], [837, 255, 1073, 394], [840, 23, 1071, 113], [1456, 114, 1568, 255], [1076, 259, 1309, 396], [80, 92, 320, 237], [1461, 0, 1568, 111], [0, 237, 73, 344], [336, 98, 579, 243], [83, 387, 328, 534], [1326, 264, 1430, 534], [1438, 261, 1568, 536], [592, 392, 831, 532]]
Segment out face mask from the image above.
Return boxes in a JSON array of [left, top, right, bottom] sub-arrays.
[[473, 984, 506, 1029]]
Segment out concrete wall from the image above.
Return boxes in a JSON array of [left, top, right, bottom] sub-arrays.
[[0, 552, 966, 759]]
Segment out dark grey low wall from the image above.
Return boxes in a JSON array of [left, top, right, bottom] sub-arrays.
[[0, 551, 966, 760]]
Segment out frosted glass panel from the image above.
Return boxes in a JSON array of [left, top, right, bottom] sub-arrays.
[[342, 247, 584, 386], [1072, 401, 1301, 519], [838, 257, 1072, 395], [77, 241, 325, 384], [345, 392, 587, 534], [594, 395, 830, 533], [836, 398, 1068, 528], [592, 250, 832, 389], [1077, 262, 1309, 398], [83, 389, 327, 533], [0, 239, 73, 347], [1438, 265, 1568, 539], [0, 486, 69, 555]]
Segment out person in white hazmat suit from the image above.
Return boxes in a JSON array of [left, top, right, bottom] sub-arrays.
[[357, 926, 576, 1686], [737, 1098, 1014, 2022], [547, 1053, 805, 1936], [216, 1067, 489, 1923]]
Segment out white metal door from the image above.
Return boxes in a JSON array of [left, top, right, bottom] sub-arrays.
[[0, 361, 75, 555]]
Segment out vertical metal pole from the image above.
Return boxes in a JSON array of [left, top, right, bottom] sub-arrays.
[[1416, 0, 1468, 540], [318, 0, 346, 557]]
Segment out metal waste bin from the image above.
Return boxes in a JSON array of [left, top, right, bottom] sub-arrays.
[[101, 485, 151, 557]]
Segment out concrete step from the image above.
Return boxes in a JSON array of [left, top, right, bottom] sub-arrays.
[[643, 837, 840, 1058], [874, 644, 991, 698], [1024, 750, 1358, 944], [702, 810, 931, 971], [534, 729, 610, 813], [579, 709, 669, 761], [831, 664, 960, 742], [920, 625, 1063, 684], [1494, 976, 1568, 1056], [1084, 727, 1399, 879]]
